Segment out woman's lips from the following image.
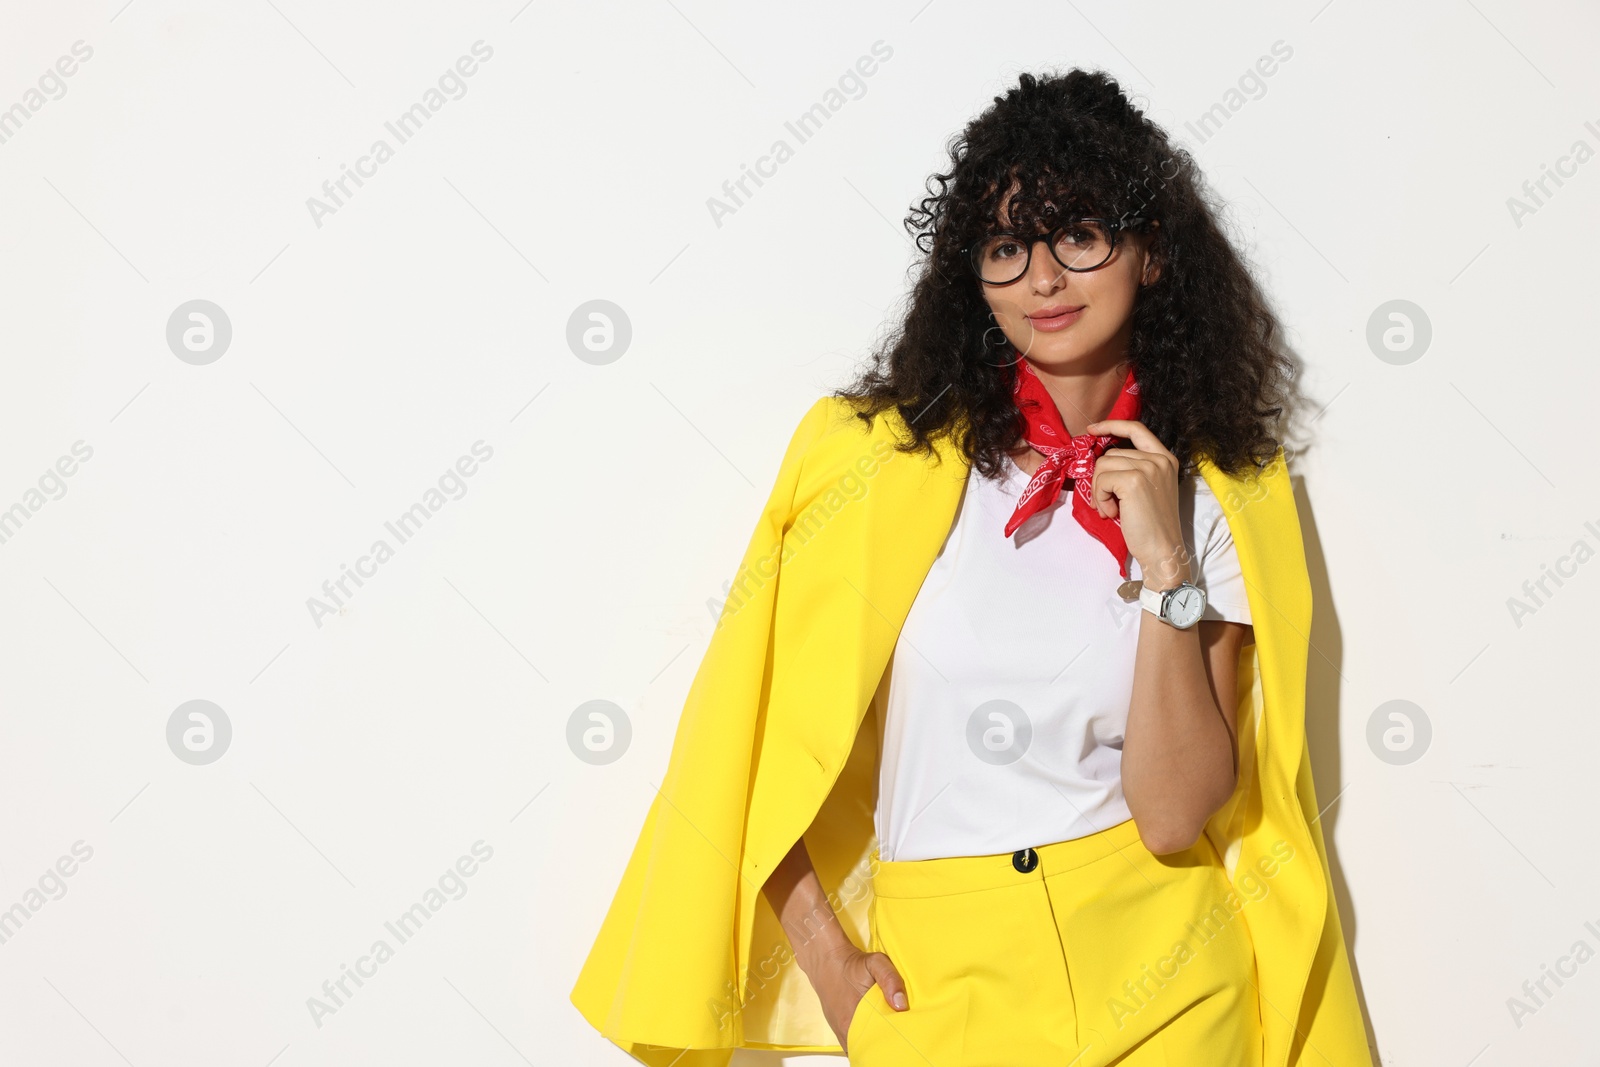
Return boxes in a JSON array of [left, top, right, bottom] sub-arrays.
[[1026, 305, 1084, 332]]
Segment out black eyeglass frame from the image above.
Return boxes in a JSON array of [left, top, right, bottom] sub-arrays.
[[962, 216, 1150, 285]]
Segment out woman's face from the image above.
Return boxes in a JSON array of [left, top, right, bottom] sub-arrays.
[[976, 194, 1159, 372]]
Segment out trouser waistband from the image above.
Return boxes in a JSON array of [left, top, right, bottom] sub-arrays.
[[870, 816, 1147, 899]]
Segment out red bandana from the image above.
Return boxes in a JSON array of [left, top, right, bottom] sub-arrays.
[[1004, 355, 1143, 579]]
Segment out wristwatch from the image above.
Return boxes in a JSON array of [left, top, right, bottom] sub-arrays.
[[1138, 580, 1207, 630]]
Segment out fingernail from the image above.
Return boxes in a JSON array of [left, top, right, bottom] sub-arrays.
[[893, 992, 908, 1011]]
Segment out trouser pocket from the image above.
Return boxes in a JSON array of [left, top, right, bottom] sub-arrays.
[[867, 882, 1063, 1066], [1050, 838, 1258, 1061]]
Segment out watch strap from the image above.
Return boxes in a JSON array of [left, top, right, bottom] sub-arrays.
[[1138, 582, 1168, 618]]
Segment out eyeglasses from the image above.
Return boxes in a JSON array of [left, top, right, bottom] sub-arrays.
[[963, 217, 1147, 285]]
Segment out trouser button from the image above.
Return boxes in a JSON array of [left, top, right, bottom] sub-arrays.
[[1012, 847, 1038, 873]]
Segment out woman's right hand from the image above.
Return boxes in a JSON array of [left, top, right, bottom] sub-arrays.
[[808, 943, 909, 1051], [761, 836, 908, 1051]]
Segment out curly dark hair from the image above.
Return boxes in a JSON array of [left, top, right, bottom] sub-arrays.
[[835, 68, 1293, 481]]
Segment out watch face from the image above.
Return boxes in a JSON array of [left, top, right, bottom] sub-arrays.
[[1165, 584, 1206, 628]]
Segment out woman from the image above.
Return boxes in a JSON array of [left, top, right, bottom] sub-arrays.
[[571, 69, 1372, 1067]]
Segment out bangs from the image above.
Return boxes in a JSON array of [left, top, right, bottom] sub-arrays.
[[957, 148, 1143, 246]]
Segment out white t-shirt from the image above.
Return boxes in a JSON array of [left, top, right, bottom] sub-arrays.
[[871, 451, 1253, 862]]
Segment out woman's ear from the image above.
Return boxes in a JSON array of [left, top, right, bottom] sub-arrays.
[[1139, 220, 1163, 287]]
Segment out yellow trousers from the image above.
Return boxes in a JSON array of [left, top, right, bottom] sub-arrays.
[[845, 816, 1263, 1066]]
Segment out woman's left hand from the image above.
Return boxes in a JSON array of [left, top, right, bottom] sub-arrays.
[[1085, 418, 1190, 590]]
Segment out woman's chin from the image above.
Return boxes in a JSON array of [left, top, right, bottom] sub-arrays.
[[1014, 335, 1108, 371]]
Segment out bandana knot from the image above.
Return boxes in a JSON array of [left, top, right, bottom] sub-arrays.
[[1003, 354, 1143, 580], [1061, 440, 1098, 482]]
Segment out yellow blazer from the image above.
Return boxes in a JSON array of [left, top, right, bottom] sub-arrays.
[[570, 394, 1373, 1067]]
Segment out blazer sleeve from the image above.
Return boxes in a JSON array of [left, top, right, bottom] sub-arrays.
[[568, 394, 837, 1059]]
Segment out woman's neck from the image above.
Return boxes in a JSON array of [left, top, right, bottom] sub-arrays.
[[1008, 358, 1131, 475]]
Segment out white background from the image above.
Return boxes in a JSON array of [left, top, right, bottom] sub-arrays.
[[0, 1, 1595, 1064]]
